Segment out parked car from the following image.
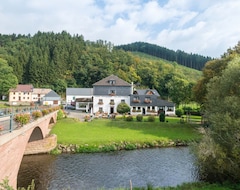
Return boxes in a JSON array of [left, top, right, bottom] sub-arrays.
[[65, 105, 76, 110], [0, 111, 4, 116]]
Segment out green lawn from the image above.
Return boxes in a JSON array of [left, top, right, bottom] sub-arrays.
[[51, 117, 201, 147]]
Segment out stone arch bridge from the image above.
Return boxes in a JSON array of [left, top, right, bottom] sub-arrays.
[[0, 111, 58, 189]]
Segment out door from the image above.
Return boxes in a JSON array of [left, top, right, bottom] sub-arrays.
[[110, 107, 114, 114]]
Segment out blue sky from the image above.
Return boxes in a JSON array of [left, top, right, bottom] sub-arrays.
[[0, 0, 240, 58]]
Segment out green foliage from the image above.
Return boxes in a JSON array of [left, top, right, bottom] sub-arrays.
[[0, 178, 35, 190], [194, 56, 240, 183], [192, 41, 240, 105], [125, 115, 133, 121], [57, 109, 65, 120], [0, 58, 18, 97], [116, 42, 212, 71], [136, 114, 143, 122], [147, 115, 155, 122], [0, 178, 14, 190], [0, 31, 201, 101], [31, 110, 42, 120], [159, 112, 165, 122], [14, 113, 31, 126], [41, 109, 49, 116], [117, 102, 130, 114], [175, 108, 184, 117]]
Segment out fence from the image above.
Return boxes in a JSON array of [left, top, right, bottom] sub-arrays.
[[0, 106, 52, 135]]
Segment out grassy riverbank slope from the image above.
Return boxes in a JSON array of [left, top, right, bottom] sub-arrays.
[[51, 117, 202, 153]]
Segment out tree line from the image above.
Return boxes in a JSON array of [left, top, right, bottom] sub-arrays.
[[0, 31, 202, 105], [192, 41, 240, 183], [115, 42, 213, 71]]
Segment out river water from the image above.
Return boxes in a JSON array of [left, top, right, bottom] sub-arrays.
[[18, 147, 199, 190]]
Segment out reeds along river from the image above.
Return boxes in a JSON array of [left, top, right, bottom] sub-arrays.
[[18, 147, 199, 190]]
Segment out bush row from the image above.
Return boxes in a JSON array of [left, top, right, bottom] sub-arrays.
[[125, 114, 165, 122], [14, 106, 60, 127]]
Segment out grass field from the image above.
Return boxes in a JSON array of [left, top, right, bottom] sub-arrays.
[[51, 117, 202, 150]]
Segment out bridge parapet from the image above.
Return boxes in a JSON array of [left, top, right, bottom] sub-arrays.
[[0, 106, 58, 135]]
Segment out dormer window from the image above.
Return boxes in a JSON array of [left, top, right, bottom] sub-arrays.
[[133, 96, 140, 103], [144, 97, 152, 103], [109, 80, 116, 85], [109, 90, 116, 96]]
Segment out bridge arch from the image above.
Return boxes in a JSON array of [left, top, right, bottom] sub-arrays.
[[0, 111, 58, 189], [28, 127, 43, 142]]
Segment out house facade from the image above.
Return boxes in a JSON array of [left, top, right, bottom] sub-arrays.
[[66, 75, 175, 115], [130, 89, 175, 116], [66, 88, 93, 112], [9, 85, 60, 106], [9, 85, 34, 105], [42, 90, 61, 106]]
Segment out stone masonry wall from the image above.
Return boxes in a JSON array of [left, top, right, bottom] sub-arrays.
[[24, 134, 57, 155]]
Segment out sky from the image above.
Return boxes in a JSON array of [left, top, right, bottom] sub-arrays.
[[0, 0, 240, 58]]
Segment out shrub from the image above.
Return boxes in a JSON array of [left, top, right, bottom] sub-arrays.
[[159, 112, 165, 122], [57, 109, 65, 120], [14, 113, 31, 126], [31, 110, 42, 120], [175, 108, 183, 117], [41, 109, 49, 116], [125, 115, 133, 121], [147, 115, 155, 122], [136, 114, 143, 122], [117, 102, 130, 114]]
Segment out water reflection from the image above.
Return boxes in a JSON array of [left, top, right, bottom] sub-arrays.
[[18, 147, 199, 190]]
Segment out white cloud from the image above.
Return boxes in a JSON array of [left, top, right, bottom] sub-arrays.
[[0, 0, 239, 57]]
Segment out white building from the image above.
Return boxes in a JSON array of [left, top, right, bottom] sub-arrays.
[[66, 75, 175, 115]]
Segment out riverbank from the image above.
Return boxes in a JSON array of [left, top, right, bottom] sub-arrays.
[[50, 117, 202, 153]]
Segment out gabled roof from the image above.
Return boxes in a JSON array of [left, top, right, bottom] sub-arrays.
[[133, 89, 160, 96], [44, 90, 60, 98], [93, 74, 131, 86], [10, 84, 33, 92], [66, 88, 93, 96]]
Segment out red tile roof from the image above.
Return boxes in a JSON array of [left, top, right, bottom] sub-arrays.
[[10, 84, 33, 92]]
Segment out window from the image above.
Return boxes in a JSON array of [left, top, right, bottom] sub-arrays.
[[109, 90, 116, 95], [109, 80, 116, 85], [13, 92, 15, 95], [159, 106, 164, 110], [144, 97, 151, 103], [121, 99, 125, 103], [133, 96, 140, 103], [13, 97, 15, 99], [98, 99, 103, 104], [110, 99, 115, 105], [99, 107, 103, 113], [167, 107, 174, 111]]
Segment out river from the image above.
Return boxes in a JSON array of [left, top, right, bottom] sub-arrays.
[[18, 147, 199, 190]]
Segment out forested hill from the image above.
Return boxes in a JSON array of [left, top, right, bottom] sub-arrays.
[[0, 31, 201, 102], [115, 42, 212, 71]]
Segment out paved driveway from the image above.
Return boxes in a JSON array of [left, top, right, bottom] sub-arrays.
[[65, 110, 88, 121]]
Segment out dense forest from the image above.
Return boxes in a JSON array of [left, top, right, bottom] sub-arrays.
[[115, 42, 212, 70], [0, 31, 202, 105]]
